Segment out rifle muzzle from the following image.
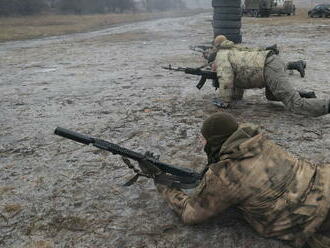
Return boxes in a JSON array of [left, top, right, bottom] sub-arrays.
[[54, 127, 95, 145]]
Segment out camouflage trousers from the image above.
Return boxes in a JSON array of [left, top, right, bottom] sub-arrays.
[[264, 55, 329, 117]]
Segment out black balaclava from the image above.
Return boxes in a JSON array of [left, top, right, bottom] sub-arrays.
[[201, 113, 238, 164]]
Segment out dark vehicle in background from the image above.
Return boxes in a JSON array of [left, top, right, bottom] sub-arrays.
[[242, 0, 273, 17], [308, 4, 330, 18], [271, 0, 295, 16], [242, 0, 295, 17]]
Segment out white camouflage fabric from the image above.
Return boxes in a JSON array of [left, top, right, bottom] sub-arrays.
[[213, 40, 329, 116]]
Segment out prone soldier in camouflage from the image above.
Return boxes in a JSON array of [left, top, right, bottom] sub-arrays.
[[210, 35, 329, 116], [155, 113, 330, 248]]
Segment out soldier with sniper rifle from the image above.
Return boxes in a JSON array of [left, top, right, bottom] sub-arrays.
[[55, 112, 330, 248]]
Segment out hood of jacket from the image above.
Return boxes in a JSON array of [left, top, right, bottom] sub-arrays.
[[216, 40, 235, 49], [219, 123, 264, 160]]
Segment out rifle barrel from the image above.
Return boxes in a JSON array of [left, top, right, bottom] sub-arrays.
[[55, 127, 94, 145], [54, 127, 202, 181]]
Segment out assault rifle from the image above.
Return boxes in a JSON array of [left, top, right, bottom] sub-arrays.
[[189, 45, 215, 61], [162, 65, 219, 90], [189, 45, 212, 53], [54, 127, 202, 189]]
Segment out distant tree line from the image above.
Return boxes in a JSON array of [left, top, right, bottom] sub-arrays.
[[0, 0, 47, 16], [0, 0, 186, 16]]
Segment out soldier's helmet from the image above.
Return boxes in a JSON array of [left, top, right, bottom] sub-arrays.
[[201, 113, 238, 144], [213, 35, 227, 47]]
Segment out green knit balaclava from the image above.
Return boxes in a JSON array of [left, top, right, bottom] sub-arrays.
[[201, 113, 238, 164]]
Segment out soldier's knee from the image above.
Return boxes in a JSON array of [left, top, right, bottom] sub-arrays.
[[265, 87, 280, 101]]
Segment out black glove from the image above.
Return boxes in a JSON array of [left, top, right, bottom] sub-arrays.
[[266, 44, 279, 55]]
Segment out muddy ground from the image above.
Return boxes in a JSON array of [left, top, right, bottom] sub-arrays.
[[1, 10, 330, 248]]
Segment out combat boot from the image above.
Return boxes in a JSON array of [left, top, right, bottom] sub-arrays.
[[286, 60, 306, 78], [298, 90, 316, 99]]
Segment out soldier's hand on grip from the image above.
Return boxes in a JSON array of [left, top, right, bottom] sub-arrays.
[[138, 151, 163, 178]]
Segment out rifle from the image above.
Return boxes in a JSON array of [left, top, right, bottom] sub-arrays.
[[189, 45, 215, 62], [162, 65, 219, 90], [54, 127, 202, 189], [189, 45, 213, 53]]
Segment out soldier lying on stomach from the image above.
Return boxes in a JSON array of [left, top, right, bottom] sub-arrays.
[[155, 113, 330, 248]]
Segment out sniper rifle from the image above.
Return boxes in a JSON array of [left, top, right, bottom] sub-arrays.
[[54, 127, 202, 189]]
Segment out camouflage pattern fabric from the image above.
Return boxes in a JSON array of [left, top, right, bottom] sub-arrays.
[[214, 41, 329, 116], [217, 40, 266, 52], [156, 124, 330, 247], [206, 40, 267, 101], [304, 212, 330, 248], [232, 87, 245, 100], [214, 40, 271, 102], [264, 55, 329, 116], [207, 40, 266, 63]]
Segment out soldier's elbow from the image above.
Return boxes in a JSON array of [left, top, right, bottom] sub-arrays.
[[181, 208, 207, 225]]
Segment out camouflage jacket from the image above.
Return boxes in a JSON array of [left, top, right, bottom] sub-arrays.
[[206, 41, 266, 63], [156, 124, 330, 247], [214, 40, 272, 102]]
